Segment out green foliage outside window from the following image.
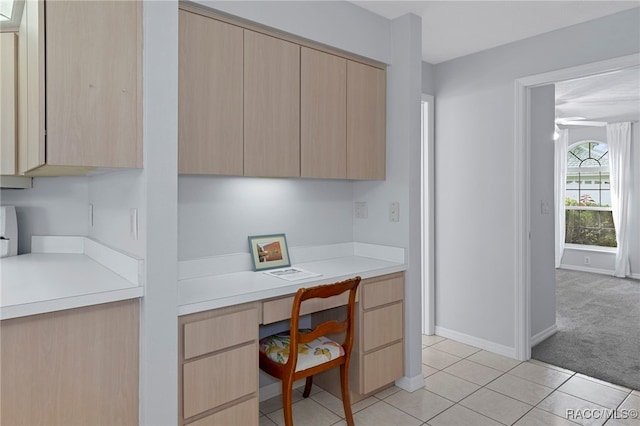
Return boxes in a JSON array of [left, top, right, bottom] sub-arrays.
[[565, 197, 616, 247]]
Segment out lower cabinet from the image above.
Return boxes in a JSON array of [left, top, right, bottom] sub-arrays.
[[314, 272, 405, 401], [0, 299, 140, 425], [179, 303, 260, 426], [177, 273, 404, 423]]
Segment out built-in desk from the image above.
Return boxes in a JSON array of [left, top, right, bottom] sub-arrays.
[[177, 244, 407, 426]]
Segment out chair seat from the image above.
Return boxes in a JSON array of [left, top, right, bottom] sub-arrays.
[[259, 329, 345, 372]]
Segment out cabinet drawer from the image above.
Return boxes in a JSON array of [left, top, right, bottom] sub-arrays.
[[361, 341, 403, 394], [362, 302, 403, 352], [362, 273, 403, 310], [183, 343, 257, 419], [262, 292, 355, 325], [187, 397, 258, 426], [184, 308, 257, 359]]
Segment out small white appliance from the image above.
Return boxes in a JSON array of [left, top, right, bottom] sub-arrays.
[[0, 205, 18, 258]]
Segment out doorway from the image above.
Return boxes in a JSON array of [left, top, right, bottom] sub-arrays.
[[513, 53, 640, 361]]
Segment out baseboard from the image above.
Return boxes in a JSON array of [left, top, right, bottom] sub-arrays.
[[559, 264, 614, 276], [632, 273, 640, 280], [531, 324, 558, 347], [395, 374, 424, 392], [435, 326, 517, 359]]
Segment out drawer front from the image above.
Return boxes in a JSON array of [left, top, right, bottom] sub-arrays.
[[183, 343, 257, 419], [184, 308, 257, 359], [361, 341, 403, 394], [187, 397, 258, 426], [262, 292, 353, 325], [362, 273, 403, 310], [362, 302, 403, 352]]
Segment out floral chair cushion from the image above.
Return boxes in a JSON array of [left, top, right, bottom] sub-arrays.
[[259, 329, 345, 372]]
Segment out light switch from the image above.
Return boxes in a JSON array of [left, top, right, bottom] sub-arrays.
[[130, 208, 138, 240]]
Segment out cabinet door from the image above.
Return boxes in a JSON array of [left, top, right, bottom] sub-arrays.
[[1, 300, 139, 425], [17, 0, 45, 173], [0, 33, 17, 175], [45, 0, 142, 168], [347, 61, 386, 180], [300, 48, 347, 179], [182, 343, 257, 419], [361, 341, 403, 394], [179, 11, 243, 175], [244, 30, 300, 177]]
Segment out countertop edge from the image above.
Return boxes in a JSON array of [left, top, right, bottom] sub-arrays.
[[1, 287, 144, 320], [177, 263, 406, 316]]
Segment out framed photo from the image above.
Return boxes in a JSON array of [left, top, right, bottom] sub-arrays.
[[248, 233, 291, 271]]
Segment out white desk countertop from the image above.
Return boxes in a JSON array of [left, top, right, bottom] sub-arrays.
[[0, 237, 144, 320], [178, 246, 407, 316]]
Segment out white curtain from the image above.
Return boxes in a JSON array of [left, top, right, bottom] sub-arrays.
[[607, 122, 632, 277], [554, 129, 569, 268]]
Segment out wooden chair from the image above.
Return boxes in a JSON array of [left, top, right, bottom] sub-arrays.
[[258, 276, 361, 426]]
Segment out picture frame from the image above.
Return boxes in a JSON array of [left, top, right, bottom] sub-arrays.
[[248, 233, 291, 271]]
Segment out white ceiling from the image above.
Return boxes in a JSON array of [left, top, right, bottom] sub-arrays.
[[555, 67, 640, 123], [350, 1, 639, 64], [351, 0, 639, 123]]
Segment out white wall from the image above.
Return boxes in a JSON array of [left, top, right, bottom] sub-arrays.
[[432, 8, 640, 350], [88, 170, 145, 258], [138, 1, 179, 425], [422, 61, 436, 95], [179, 177, 354, 259], [529, 85, 557, 339], [0, 177, 88, 254]]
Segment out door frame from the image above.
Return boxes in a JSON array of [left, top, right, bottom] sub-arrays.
[[421, 94, 435, 335], [513, 53, 639, 360]]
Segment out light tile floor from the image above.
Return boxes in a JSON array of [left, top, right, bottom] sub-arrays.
[[259, 335, 640, 426]]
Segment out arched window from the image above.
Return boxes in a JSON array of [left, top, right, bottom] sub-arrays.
[[565, 141, 616, 247]]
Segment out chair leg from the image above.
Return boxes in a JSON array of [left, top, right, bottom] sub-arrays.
[[282, 381, 294, 426], [303, 376, 313, 398], [339, 364, 354, 426]]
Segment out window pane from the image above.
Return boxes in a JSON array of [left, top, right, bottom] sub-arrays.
[[565, 209, 616, 247]]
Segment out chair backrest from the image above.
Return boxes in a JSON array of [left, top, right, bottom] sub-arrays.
[[286, 276, 361, 369]]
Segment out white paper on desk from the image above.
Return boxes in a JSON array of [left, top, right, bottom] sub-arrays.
[[263, 267, 321, 281]]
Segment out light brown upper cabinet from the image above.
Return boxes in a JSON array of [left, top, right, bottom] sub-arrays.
[[176, 5, 386, 180], [347, 61, 386, 180], [244, 30, 300, 178], [1, 33, 17, 175], [178, 10, 243, 175], [18, 0, 142, 176], [301, 48, 347, 179]]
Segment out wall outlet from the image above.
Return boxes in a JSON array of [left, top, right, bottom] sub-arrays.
[[88, 204, 94, 227], [584, 256, 591, 265], [354, 202, 368, 219], [390, 202, 400, 222], [541, 200, 551, 215]]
